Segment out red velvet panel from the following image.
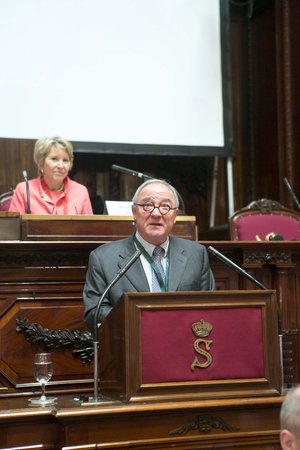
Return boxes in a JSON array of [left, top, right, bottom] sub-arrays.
[[235, 214, 300, 240], [141, 308, 264, 383]]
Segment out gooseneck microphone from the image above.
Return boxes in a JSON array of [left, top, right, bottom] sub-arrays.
[[90, 249, 141, 404], [283, 177, 300, 211], [111, 164, 152, 180], [111, 164, 186, 214], [208, 246, 267, 290], [208, 245, 282, 333], [92, 249, 142, 338], [208, 246, 285, 387], [22, 170, 31, 214]]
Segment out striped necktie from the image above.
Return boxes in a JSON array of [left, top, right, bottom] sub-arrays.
[[151, 246, 165, 292]]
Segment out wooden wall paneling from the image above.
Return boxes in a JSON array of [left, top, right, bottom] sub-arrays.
[[275, 0, 300, 208], [250, 6, 280, 200], [228, 0, 300, 211], [229, 5, 253, 210], [0, 139, 36, 194], [208, 248, 241, 290]]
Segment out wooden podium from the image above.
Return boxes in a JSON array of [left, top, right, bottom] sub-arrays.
[[99, 290, 282, 403]]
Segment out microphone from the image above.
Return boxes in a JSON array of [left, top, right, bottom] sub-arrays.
[[90, 249, 141, 404], [208, 245, 282, 333], [208, 246, 285, 387], [111, 164, 152, 180], [283, 177, 300, 211], [22, 170, 31, 214], [208, 246, 267, 290], [111, 164, 186, 214]]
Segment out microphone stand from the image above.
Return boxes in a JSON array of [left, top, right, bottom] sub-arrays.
[[283, 177, 300, 211], [82, 249, 141, 405], [208, 246, 267, 290], [208, 245, 285, 392], [208, 245, 283, 329], [111, 164, 186, 214], [22, 170, 31, 214]]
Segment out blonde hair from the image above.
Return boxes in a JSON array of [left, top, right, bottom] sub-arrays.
[[34, 137, 74, 173]]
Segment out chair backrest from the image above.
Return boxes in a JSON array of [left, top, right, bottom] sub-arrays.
[[229, 198, 300, 241], [0, 190, 14, 212]]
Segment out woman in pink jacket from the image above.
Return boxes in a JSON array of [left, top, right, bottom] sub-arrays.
[[9, 137, 93, 215]]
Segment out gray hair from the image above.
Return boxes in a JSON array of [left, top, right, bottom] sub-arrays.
[[280, 386, 300, 438], [132, 178, 179, 207]]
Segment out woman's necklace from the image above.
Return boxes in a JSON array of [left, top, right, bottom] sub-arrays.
[[50, 184, 65, 192]]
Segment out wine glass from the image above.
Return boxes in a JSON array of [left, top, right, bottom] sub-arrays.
[[28, 353, 57, 405]]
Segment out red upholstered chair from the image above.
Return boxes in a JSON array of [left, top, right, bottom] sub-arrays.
[[229, 198, 300, 241], [0, 190, 14, 212]]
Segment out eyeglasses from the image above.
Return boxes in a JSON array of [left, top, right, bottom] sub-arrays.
[[134, 203, 177, 215]]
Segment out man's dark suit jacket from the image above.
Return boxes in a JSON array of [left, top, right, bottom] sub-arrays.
[[83, 235, 215, 330]]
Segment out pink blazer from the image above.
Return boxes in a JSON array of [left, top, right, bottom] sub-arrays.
[[9, 176, 93, 215]]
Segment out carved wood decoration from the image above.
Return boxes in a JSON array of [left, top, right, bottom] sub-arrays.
[[15, 316, 93, 363], [0, 292, 93, 395], [243, 250, 292, 266], [245, 198, 288, 213], [169, 414, 240, 435]]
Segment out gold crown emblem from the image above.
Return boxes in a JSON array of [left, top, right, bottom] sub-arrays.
[[192, 319, 213, 337]]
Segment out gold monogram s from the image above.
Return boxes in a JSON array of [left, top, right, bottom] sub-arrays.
[[191, 338, 213, 370]]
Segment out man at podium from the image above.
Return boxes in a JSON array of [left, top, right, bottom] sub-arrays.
[[83, 179, 215, 330]]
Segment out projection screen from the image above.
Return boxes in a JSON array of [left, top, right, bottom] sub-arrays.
[[0, 0, 232, 157]]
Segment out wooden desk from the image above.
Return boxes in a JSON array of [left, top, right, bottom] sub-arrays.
[[0, 212, 20, 240], [0, 239, 294, 449], [0, 240, 299, 398], [0, 394, 283, 449], [0, 213, 197, 241], [20, 214, 197, 241]]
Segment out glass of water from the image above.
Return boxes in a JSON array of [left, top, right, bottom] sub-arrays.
[[28, 353, 57, 405]]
